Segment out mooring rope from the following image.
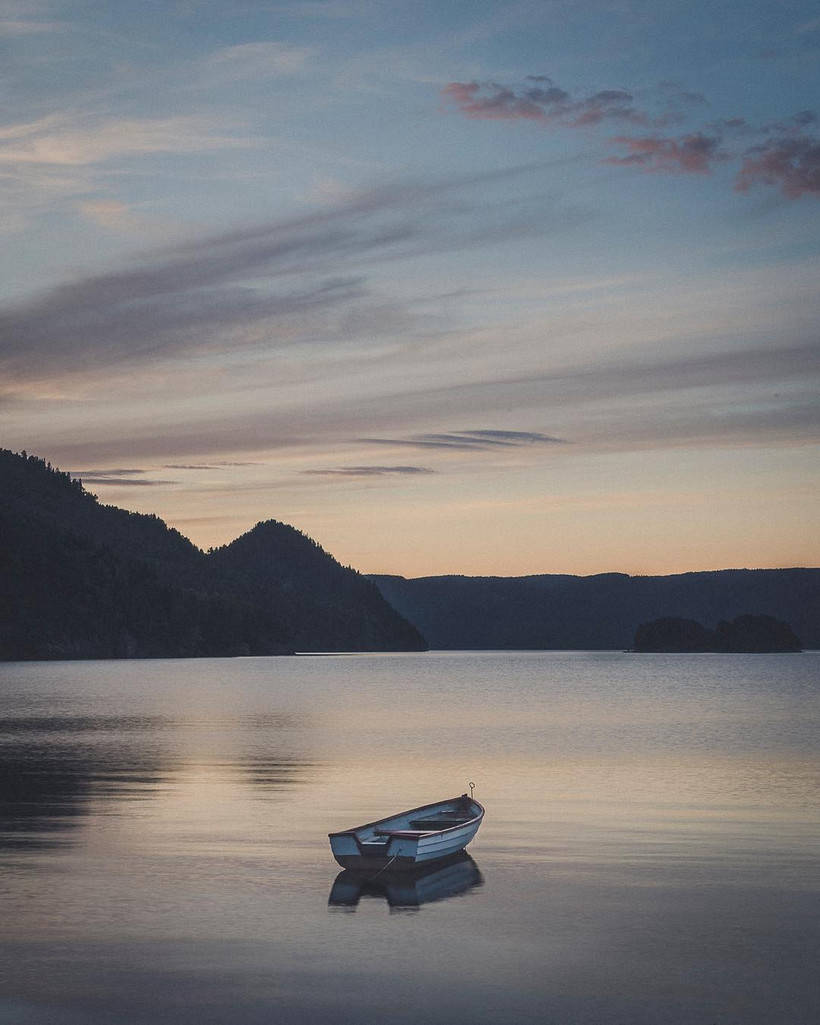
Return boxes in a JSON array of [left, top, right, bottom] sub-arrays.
[[368, 852, 400, 879]]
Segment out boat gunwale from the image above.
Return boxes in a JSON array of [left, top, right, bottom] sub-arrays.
[[328, 794, 485, 840]]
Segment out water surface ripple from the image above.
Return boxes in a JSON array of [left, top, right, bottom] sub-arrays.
[[1, 652, 818, 1024]]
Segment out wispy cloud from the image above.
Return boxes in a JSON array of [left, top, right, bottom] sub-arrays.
[[31, 323, 818, 469], [162, 463, 266, 471], [461, 429, 568, 445], [193, 40, 315, 87], [0, 169, 578, 386], [605, 132, 724, 173], [80, 478, 177, 486], [71, 468, 177, 486], [76, 199, 162, 234], [72, 468, 145, 477], [360, 430, 568, 450], [658, 81, 708, 109], [0, 103, 257, 232], [0, 18, 61, 35], [435, 338, 820, 412], [443, 77, 645, 127], [277, 1, 375, 18], [0, 113, 253, 167], [302, 465, 434, 476], [736, 127, 820, 198]]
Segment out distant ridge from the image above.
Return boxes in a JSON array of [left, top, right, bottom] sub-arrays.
[[369, 569, 820, 651], [0, 448, 426, 660]]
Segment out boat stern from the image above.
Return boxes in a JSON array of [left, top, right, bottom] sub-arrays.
[[328, 830, 421, 870], [328, 832, 361, 866]]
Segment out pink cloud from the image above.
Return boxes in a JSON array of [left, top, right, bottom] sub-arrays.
[[441, 81, 551, 121], [570, 90, 645, 127], [443, 74, 820, 200], [606, 133, 723, 173], [442, 79, 642, 127], [736, 135, 820, 197]]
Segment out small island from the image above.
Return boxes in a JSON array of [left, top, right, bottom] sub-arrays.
[[632, 614, 802, 653]]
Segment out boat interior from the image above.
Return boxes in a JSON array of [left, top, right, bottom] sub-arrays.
[[357, 799, 478, 841]]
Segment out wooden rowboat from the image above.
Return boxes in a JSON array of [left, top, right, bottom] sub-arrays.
[[328, 792, 484, 871]]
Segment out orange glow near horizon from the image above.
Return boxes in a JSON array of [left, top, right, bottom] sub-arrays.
[[77, 437, 819, 578]]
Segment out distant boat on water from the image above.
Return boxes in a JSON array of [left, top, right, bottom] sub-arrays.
[[328, 792, 484, 871]]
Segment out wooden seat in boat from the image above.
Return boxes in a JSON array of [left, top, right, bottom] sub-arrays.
[[407, 816, 472, 830]]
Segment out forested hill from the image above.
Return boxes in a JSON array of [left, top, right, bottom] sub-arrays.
[[208, 521, 425, 654], [0, 449, 426, 659], [369, 569, 820, 651]]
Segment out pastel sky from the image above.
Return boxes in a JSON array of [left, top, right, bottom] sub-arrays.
[[1, 0, 818, 576]]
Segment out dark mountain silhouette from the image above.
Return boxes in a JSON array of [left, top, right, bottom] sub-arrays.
[[712, 614, 802, 653], [632, 616, 715, 653], [369, 570, 820, 651], [0, 448, 426, 659], [208, 521, 425, 653], [633, 614, 802, 653]]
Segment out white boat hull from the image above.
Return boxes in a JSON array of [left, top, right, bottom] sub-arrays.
[[329, 794, 484, 871]]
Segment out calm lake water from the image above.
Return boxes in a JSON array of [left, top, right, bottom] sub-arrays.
[[1, 651, 818, 1025]]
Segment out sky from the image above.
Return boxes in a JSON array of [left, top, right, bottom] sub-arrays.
[[1, 0, 818, 577]]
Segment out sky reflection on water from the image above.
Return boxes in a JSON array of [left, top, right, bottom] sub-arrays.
[[0, 652, 818, 1024]]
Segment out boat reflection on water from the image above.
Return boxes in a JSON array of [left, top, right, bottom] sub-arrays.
[[328, 852, 483, 912]]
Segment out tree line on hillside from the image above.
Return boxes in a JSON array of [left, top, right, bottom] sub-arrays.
[[0, 449, 426, 660], [632, 614, 802, 653]]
